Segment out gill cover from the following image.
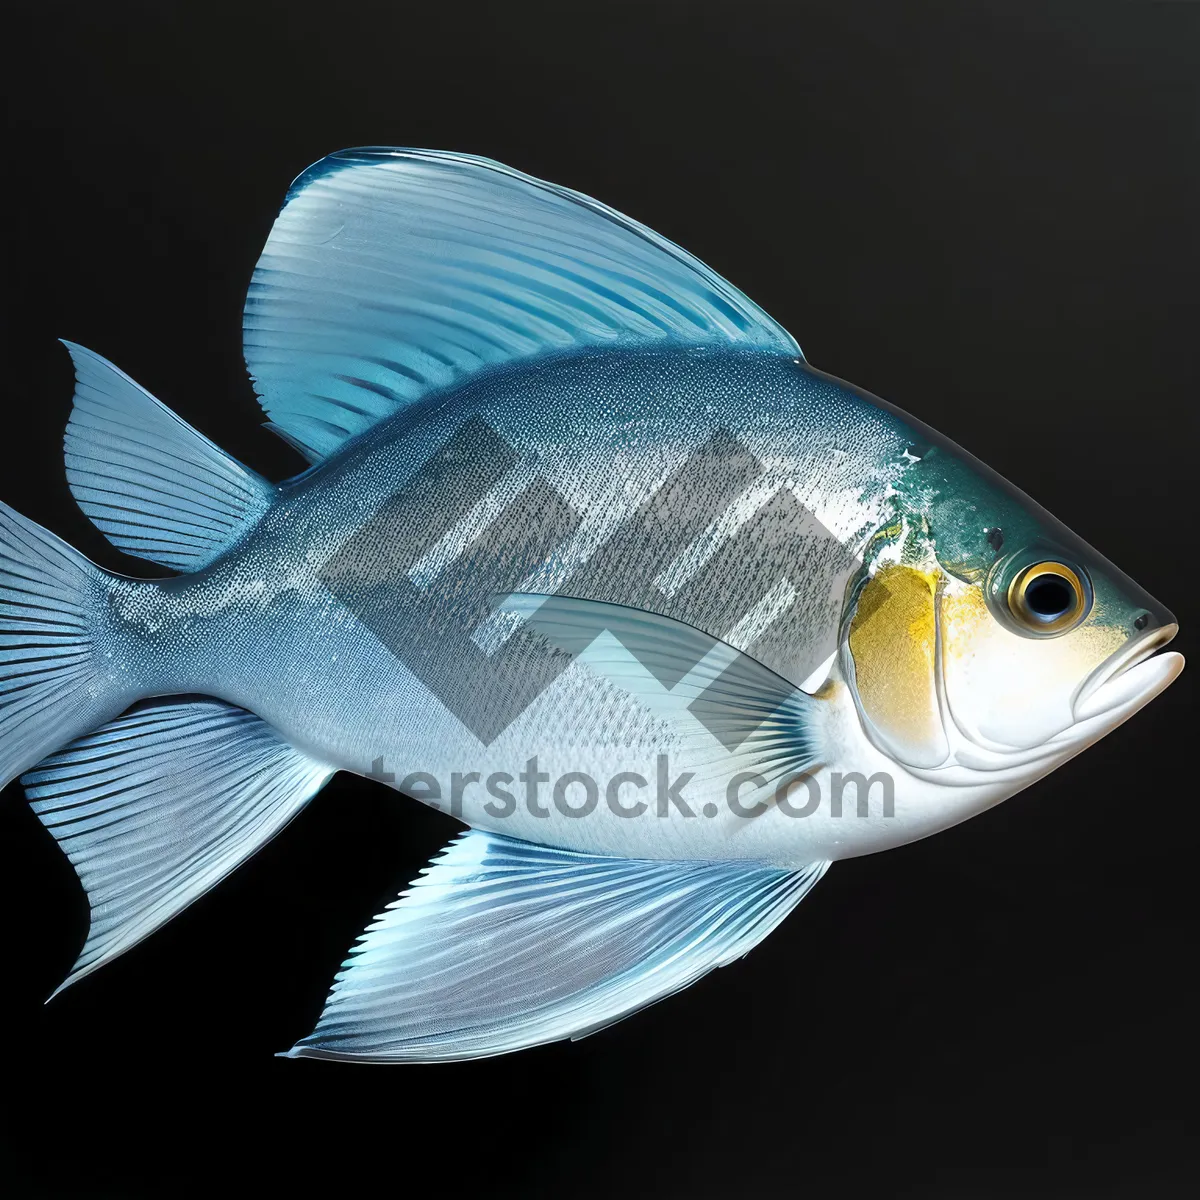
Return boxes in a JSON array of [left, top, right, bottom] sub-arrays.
[[846, 565, 948, 769]]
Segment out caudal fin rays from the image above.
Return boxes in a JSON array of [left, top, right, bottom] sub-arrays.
[[61, 340, 275, 572]]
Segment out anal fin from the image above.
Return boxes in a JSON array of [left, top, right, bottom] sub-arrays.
[[288, 829, 828, 1063], [22, 698, 333, 995]]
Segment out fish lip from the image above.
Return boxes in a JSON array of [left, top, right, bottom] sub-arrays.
[[1072, 622, 1180, 717]]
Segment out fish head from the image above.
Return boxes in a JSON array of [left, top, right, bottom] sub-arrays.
[[842, 438, 1182, 783]]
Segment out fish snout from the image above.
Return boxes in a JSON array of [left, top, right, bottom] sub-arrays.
[[1072, 621, 1183, 722]]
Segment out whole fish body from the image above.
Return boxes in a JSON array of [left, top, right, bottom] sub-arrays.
[[0, 148, 1182, 1061]]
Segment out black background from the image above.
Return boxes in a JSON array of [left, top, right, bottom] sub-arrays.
[[2, 2, 1196, 1196]]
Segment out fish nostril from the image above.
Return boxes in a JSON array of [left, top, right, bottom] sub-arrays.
[[1120, 623, 1177, 670]]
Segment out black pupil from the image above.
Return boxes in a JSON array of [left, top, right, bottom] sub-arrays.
[[1026, 575, 1075, 618]]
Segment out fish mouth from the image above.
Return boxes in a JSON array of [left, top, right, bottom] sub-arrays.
[[1072, 623, 1183, 722]]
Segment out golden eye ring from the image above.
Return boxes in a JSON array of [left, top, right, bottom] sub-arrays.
[[1006, 560, 1090, 635]]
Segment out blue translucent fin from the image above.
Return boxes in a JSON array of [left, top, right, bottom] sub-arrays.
[[62, 341, 275, 571], [498, 592, 824, 777], [1, 501, 113, 790], [287, 829, 828, 1062], [22, 698, 332, 995], [244, 147, 803, 461]]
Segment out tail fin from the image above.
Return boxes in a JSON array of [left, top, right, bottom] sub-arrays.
[[0, 500, 119, 789], [2, 500, 334, 996]]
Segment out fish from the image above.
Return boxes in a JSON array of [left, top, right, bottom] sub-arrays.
[[0, 147, 1182, 1063]]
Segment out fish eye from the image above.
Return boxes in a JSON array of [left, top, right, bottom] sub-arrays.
[[1005, 560, 1091, 636]]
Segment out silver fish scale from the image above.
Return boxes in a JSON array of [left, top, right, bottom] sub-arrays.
[[114, 348, 906, 792]]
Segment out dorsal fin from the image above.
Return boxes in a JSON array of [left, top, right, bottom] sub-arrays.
[[243, 147, 802, 462]]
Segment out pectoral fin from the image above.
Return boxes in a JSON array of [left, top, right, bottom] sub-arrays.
[[497, 592, 825, 777], [287, 829, 828, 1063]]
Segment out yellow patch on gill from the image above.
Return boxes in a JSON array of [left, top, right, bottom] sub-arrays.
[[848, 564, 944, 757], [939, 581, 993, 665]]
